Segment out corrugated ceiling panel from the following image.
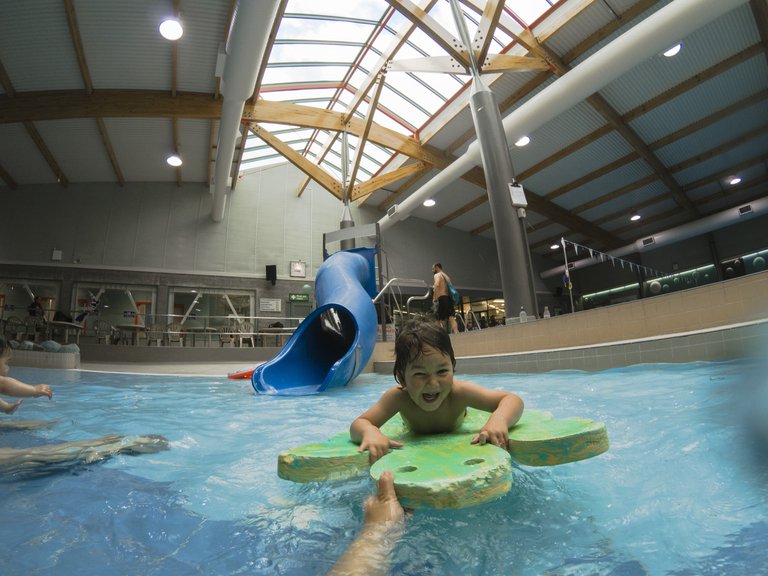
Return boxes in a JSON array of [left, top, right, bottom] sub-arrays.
[[523, 131, 635, 193], [654, 99, 768, 166], [104, 118, 176, 182], [512, 100, 609, 174], [579, 180, 669, 223], [541, 0, 625, 59], [35, 119, 115, 182], [0, 0, 83, 91], [77, 0, 172, 90], [674, 133, 768, 187], [0, 123, 58, 185], [629, 58, 768, 142], [599, 4, 758, 115], [175, 2, 229, 93], [554, 158, 655, 212]]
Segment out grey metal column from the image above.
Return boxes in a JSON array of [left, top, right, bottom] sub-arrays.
[[450, 0, 537, 320], [339, 130, 355, 250]]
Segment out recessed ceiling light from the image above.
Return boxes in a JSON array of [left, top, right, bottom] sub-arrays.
[[728, 176, 742, 186], [159, 18, 183, 41], [550, 244, 560, 250], [630, 213, 641, 222], [423, 198, 436, 207], [166, 154, 182, 167], [663, 43, 682, 57], [514, 136, 530, 147]]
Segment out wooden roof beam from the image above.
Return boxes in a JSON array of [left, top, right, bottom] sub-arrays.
[[249, 123, 343, 199]]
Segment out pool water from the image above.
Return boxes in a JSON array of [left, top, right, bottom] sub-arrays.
[[1, 360, 767, 575]]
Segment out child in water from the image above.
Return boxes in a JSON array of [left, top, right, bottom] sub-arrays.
[[0, 337, 53, 414], [350, 320, 524, 463]]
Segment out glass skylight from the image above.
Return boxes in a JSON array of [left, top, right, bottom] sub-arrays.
[[242, 0, 554, 187]]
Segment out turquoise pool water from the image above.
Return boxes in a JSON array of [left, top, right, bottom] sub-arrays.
[[1, 360, 767, 575]]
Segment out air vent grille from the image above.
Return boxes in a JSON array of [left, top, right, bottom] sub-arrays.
[[738, 204, 753, 216], [642, 237, 655, 246]]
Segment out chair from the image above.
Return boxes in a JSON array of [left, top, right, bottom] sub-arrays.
[[236, 321, 255, 347], [218, 325, 234, 348], [146, 323, 165, 346], [4, 316, 25, 341], [166, 322, 184, 347], [24, 316, 46, 342], [93, 320, 116, 345]]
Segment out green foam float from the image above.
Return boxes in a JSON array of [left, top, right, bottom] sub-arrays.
[[278, 409, 609, 509]]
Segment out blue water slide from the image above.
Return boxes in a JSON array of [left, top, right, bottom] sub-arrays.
[[251, 248, 379, 395]]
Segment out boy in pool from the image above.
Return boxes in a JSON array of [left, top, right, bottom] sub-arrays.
[[0, 337, 52, 414], [350, 320, 524, 463]]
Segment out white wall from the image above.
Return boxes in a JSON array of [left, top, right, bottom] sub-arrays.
[[0, 162, 500, 292]]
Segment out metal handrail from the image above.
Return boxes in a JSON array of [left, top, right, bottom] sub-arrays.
[[373, 278, 428, 303]]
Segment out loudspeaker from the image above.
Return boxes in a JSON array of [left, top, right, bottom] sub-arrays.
[[266, 265, 277, 285]]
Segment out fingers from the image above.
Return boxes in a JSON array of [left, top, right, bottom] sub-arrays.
[[377, 471, 397, 501], [471, 431, 508, 448], [389, 440, 404, 448]]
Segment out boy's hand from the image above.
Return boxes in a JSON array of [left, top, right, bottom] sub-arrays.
[[359, 429, 404, 464], [471, 415, 509, 449], [33, 385, 53, 399]]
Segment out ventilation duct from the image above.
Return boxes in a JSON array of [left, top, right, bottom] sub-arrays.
[[539, 196, 768, 279], [210, 0, 281, 222]]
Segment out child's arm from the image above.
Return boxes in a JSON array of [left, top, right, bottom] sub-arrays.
[[0, 398, 23, 414], [350, 388, 404, 463], [0, 376, 53, 400], [454, 380, 524, 448]]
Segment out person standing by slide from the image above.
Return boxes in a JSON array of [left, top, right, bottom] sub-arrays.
[[431, 263, 458, 334]]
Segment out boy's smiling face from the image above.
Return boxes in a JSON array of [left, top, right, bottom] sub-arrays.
[[402, 345, 454, 411]]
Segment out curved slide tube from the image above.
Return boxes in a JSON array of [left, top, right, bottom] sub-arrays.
[[251, 249, 378, 395]]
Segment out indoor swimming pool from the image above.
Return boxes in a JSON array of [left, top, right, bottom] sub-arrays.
[[1, 359, 766, 575]]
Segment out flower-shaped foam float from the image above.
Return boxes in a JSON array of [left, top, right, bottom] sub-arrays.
[[278, 408, 609, 508]]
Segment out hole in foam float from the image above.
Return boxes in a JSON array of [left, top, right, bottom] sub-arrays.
[[397, 465, 417, 473], [464, 458, 485, 466]]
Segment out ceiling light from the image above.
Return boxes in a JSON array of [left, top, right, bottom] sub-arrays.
[[630, 213, 641, 222], [728, 176, 742, 186], [159, 18, 183, 41], [423, 198, 436, 207], [514, 136, 530, 147], [663, 43, 682, 57], [166, 154, 182, 167], [550, 244, 560, 250]]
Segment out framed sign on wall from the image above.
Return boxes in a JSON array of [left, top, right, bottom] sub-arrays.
[[289, 261, 306, 278]]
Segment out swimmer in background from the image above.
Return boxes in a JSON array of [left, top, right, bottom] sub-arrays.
[[0, 337, 52, 414], [350, 320, 524, 463], [1, 336, 168, 472]]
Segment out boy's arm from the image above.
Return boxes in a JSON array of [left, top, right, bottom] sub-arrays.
[[454, 380, 524, 448], [350, 388, 404, 463], [0, 376, 53, 400]]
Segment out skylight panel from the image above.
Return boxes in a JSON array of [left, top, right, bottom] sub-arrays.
[[262, 65, 350, 86], [271, 42, 364, 64], [507, 0, 552, 25], [278, 14, 377, 45], [386, 72, 448, 113], [264, 88, 338, 103], [285, 0, 383, 20]]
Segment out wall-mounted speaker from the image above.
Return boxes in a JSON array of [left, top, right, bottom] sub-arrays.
[[266, 265, 277, 285]]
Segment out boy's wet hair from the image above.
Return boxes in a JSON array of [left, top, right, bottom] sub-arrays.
[[0, 336, 8, 357], [393, 320, 456, 386]]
